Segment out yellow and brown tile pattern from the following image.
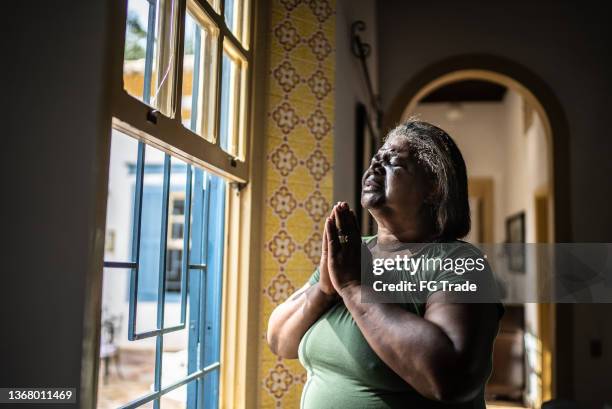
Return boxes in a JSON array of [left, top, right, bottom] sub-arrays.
[[259, 0, 335, 407]]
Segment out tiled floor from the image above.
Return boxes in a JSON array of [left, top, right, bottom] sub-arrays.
[[96, 348, 185, 409]]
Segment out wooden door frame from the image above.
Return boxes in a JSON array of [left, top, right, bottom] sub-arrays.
[[468, 177, 494, 243]]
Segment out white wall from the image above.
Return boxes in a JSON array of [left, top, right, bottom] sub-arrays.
[[409, 90, 549, 245], [407, 100, 508, 243], [333, 0, 378, 207]]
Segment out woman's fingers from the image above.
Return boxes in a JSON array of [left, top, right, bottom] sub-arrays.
[[333, 203, 350, 234], [334, 202, 359, 238], [326, 216, 341, 256], [320, 224, 328, 264], [332, 204, 343, 233]]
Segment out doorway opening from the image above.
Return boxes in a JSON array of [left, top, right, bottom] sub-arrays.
[[401, 70, 556, 408]]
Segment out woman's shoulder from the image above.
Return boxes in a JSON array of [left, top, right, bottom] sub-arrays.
[[427, 239, 486, 258]]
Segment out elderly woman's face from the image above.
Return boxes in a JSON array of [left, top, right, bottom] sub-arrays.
[[361, 136, 428, 214]]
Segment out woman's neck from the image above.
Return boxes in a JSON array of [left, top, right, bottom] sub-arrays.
[[372, 208, 435, 244]]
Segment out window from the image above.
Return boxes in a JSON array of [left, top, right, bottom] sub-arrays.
[[123, 0, 179, 116], [99, 0, 252, 407], [220, 40, 248, 157], [181, 6, 219, 141]]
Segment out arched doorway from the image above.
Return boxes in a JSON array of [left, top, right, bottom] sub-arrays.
[[383, 55, 571, 242], [384, 57, 572, 408]]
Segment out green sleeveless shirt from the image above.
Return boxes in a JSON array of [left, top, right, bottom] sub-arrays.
[[298, 236, 500, 409]]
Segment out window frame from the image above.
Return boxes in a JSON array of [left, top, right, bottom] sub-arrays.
[[84, 0, 263, 408], [110, 0, 253, 184]]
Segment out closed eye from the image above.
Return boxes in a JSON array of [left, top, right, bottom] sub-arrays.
[[388, 156, 405, 168]]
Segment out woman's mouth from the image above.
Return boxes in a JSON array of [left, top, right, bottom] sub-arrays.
[[363, 178, 383, 192]]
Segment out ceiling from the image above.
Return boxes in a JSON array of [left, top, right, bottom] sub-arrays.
[[420, 80, 507, 103]]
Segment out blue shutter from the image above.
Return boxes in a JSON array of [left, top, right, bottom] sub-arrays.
[[133, 184, 163, 302]]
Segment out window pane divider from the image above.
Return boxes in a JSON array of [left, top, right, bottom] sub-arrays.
[[152, 153, 172, 409], [112, 99, 248, 183], [172, 0, 188, 124], [189, 263, 208, 270], [131, 323, 188, 340], [179, 163, 193, 326], [214, 29, 224, 150], [196, 173, 213, 404], [117, 362, 220, 409], [127, 141, 146, 341], [191, 0, 251, 57]]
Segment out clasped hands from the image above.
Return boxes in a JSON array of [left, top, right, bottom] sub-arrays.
[[318, 202, 363, 298]]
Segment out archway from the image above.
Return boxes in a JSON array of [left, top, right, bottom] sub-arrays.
[[384, 54, 571, 242], [384, 55, 573, 407]]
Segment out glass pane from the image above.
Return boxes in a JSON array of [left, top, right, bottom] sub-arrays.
[[219, 46, 246, 157], [160, 381, 195, 408], [224, 0, 249, 45], [172, 199, 185, 215], [165, 249, 182, 291], [161, 324, 192, 388], [135, 144, 167, 334], [171, 223, 184, 239], [96, 268, 156, 409], [105, 129, 139, 263], [164, 157, 190, 326], [123, 0, 178, 116], [102, 130, 227, 407], [224, 0, 235, 32], [181, 9, 218, 142]]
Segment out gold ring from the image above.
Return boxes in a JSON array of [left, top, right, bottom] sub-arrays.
[[338, 235, 349, 244]]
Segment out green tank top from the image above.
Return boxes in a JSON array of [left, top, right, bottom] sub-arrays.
[[298, 236, 498, 409]]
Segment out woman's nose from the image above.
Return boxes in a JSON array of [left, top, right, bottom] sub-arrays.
[[370, 158, 384, 174]]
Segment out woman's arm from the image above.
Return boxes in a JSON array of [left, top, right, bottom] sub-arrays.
[[340, 287, 499, 402], [267, 281, 337, 359], [267, 227, 338, 359]]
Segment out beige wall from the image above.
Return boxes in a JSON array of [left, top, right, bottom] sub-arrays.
[[410, 90, 549, 245]]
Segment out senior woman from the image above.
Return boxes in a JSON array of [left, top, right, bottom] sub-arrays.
[[267, 120, 502, 409]]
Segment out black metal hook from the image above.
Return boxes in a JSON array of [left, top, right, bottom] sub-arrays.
[[350, 20, 382, 132], [351, 21, 371, 59]]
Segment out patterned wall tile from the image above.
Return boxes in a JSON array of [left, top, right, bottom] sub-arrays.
[[259, 0, 335, 407]]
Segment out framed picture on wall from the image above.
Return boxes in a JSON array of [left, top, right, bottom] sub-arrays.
[[505, 211, 525, 272]]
